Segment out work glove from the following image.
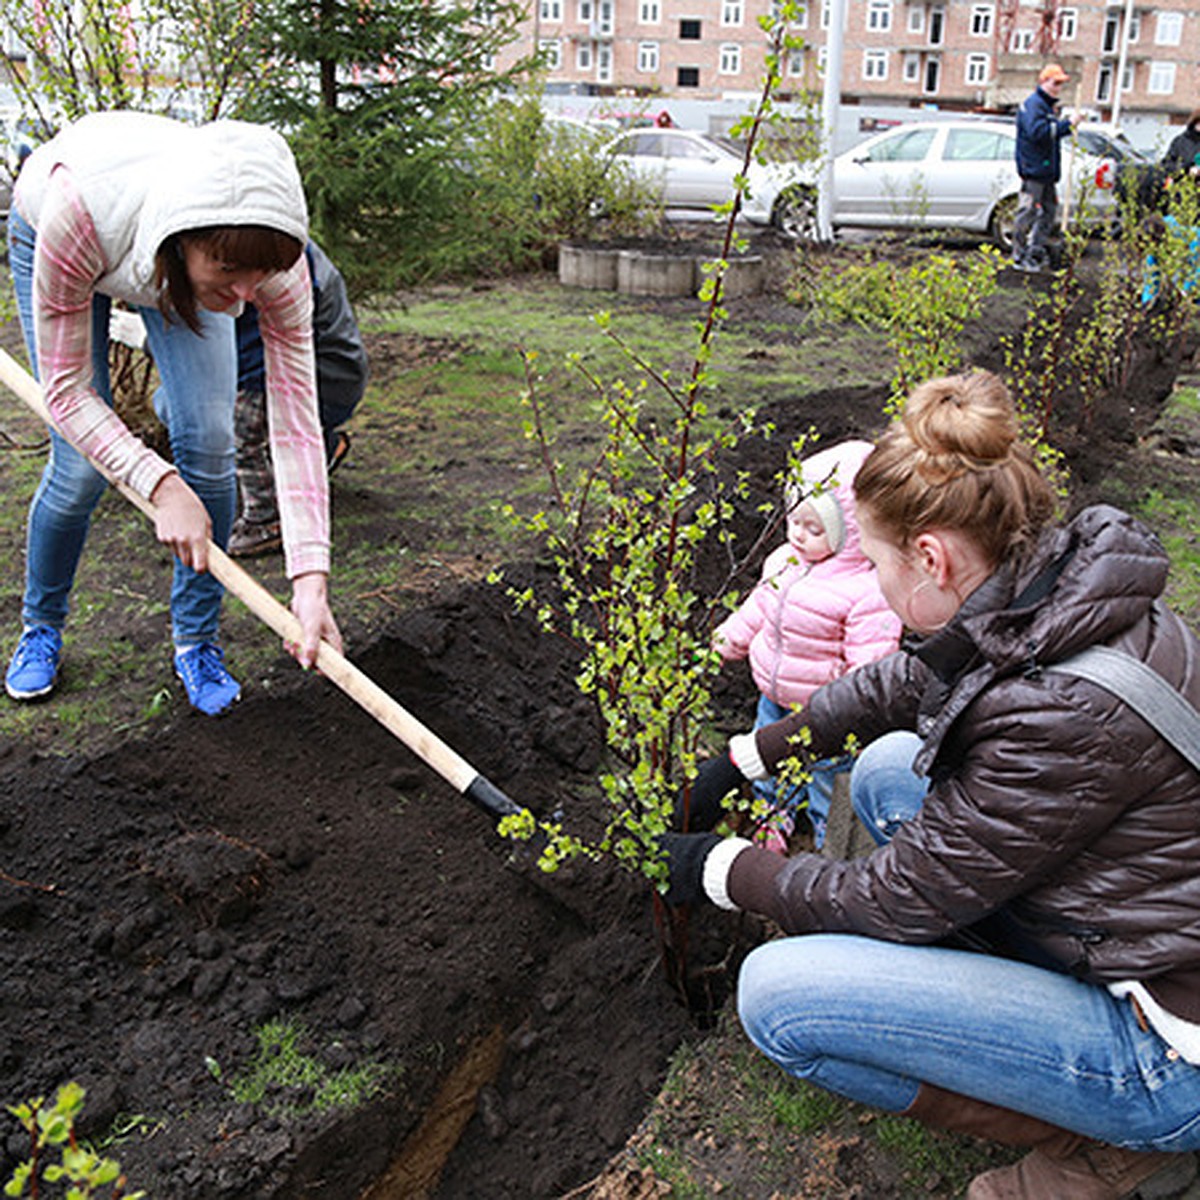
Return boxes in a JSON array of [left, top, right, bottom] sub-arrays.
[[671, 752, 745, 832], [656, 832, 722, 907]]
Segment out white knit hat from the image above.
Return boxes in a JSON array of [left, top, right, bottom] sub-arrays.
[[787, 439, 877, 556], [805, 487, 846, 555]]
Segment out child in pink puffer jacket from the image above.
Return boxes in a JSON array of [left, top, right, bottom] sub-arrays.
[[713, 439, 901, 850]]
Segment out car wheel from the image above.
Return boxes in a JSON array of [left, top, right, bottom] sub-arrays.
[[990, 195, 1018, 251], [772, 186, 819, 241]]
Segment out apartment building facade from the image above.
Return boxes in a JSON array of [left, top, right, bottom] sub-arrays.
[[494, 0, 1198, 129]]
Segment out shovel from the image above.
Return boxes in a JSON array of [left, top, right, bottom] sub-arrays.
[[0, 346, 524, 825]]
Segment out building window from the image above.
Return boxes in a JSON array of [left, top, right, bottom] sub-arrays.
[[792, 3, 809, 29], [1155, 12, 1182, 46], [965, 52, 988, 85], [576, 42, 592, 69], [923, 54, 940, 93], [907, 5, 924, 33], [637, 40, 658, 70], [1102, 14, 1119, 54], [1011, 28, 1033, 53], [1096, 64, 1112, 102], [1121, 63, 1134, 92], [1058, 7, 1076, 40], [721, 0, 743, 26], [928, 5, 945, 45], [540, 0, 562, 21], [903, 51, 921, 82], [596, 0, 613, 34], [719, 43, 741, 73], [1148, 60, 1176, 93], [817, 45, 827, 74], [539, 37, 562, 67], [577, 0, 592, 20], [863, 48, 889, 79], [970, 4, 992, 36], [677, 65, 700, 86], [821, 0, 831, 30], [638, 0, 659, 21], [598, 41, 612, 82], [867, 0, 892, 33], [679, 17, 701, 38]]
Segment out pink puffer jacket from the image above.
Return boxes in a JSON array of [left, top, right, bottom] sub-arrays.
[[713, 440, 901, 707]]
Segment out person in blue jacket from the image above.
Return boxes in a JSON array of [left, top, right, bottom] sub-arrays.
[[231, 240, 368, 557], [1011, 63, 1080, 271]]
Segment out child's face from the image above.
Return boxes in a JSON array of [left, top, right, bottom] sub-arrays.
[[787, 501, 833, 563]]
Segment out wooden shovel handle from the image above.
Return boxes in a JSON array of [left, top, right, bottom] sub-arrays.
[[0, 346, 522, 822]]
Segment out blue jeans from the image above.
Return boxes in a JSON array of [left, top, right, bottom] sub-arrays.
[[9, 210, 236, 645], [752, 693, 848, 847], [737, 731, 1200, 1149]]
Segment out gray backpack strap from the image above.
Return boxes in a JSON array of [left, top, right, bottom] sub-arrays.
[[1044, 645, 1200, 773]]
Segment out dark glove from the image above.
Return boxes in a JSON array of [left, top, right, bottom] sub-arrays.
[[671, 752, 745, 832], [656, 832, 722, 906]]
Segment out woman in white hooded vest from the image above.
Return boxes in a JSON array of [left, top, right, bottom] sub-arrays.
[[4, 111, 341, 715]]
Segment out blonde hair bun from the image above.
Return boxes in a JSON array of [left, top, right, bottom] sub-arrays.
[[855, 370, 1057, 568], [904, 371, 1020, 487]]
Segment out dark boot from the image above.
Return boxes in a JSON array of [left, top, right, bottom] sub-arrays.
[[904, 1084, 1198, 1200], [905, 1082, 1083, 1151]]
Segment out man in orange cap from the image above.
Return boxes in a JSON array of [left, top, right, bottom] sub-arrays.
[[1012, 62, 1080, 270]]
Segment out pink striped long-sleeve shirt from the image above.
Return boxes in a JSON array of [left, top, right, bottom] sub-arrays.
[[15, 112, 329, 580]]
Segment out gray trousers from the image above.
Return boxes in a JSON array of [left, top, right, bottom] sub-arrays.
[[1012, 178, 1058, 264]]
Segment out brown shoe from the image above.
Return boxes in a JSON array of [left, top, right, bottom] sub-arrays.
[[327, 431, 351, 475], [967, 1143, 1197, 1200], [227, 517, 281, 558], [904, 1084, 1197, 1200]]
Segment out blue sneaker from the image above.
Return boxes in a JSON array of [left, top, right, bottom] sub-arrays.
[[5, 625, 62, 700], [174, 643, 241, 715]]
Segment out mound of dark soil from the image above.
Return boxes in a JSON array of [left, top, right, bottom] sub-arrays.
[[0, 547, 773, 1199]]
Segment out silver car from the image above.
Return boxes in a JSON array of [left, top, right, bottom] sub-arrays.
[[822, 117, 1143, 247], [607, 126, 816, 234]]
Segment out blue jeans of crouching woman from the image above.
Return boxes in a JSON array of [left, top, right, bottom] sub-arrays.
[[752, 693, 849, 848], [9, 209, 236, 646], [736, 729, 1200, 1151]]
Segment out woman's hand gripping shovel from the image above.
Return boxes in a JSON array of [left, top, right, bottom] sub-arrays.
[[0, 347, 527, 828]]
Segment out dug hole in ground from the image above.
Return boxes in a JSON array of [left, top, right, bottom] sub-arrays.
[[0, 235, 1196, 1200]]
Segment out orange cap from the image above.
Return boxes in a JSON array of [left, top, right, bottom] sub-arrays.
[[1039, 63, 1069, 84]]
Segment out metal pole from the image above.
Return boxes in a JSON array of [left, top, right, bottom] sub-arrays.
[[1111, 0, 1134, 126], [817, 0, 847, 241]]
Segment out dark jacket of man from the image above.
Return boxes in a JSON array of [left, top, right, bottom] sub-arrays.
[[1163, 120, 1200, 176], [1015, 85, 1073, 182]]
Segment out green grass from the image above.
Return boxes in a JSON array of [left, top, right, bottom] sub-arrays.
[[1137, 487, 1200, 617], [226, 1018, 393, 1118]]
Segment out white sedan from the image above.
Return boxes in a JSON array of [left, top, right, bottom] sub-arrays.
[[607, 126, 816, 234], [824, 118, 1143, 247]]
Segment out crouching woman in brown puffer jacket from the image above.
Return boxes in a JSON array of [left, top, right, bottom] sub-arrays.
[[660, 369, 1200, 1199]]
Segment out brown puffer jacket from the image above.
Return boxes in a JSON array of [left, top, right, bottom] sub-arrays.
[[733, 505, 1200, 1022]]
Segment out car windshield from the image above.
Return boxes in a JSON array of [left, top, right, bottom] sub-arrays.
[[1075, 129, 1148, 163]]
